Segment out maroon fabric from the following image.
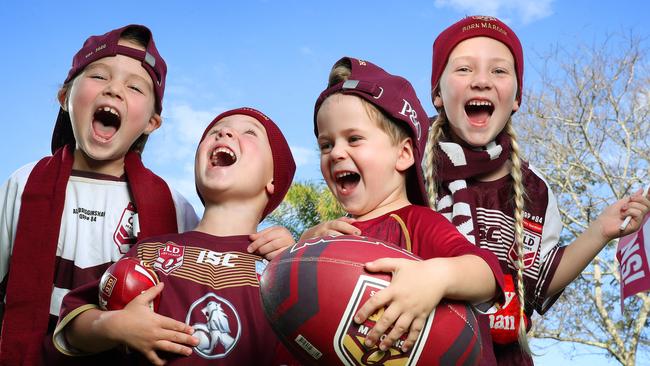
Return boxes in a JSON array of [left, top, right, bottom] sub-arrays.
[[352, 204, 504, 366], [0, 147, 178, 366], [198, 107, 296, 221], [61, 231, 299, 365], [431, 15, 524, 103], [313, 57, 431, 206], [436, 132, 511, 244]]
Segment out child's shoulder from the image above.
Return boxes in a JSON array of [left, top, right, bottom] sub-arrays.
[[4, 161, 39, 186]]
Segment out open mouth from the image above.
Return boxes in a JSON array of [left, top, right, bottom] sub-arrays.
[[93, 106, 121, 140], [335, 171, 360, 193], [211, 147, 237, 167], [465, 100, 494, 125]]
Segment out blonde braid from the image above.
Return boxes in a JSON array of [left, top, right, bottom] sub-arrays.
[[423, 112, 447, 208], [506, 122, 532, 355]]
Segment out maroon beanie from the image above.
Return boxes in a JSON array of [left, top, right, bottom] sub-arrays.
[[52, 24, 167, 153], [198, 107, 296, 221], [314, 57, 430, 207], [431, 15, 524, 103]]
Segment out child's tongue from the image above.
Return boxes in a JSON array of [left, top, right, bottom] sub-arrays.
[[93, 120, 117, 140], [467, 109, 490, 125]]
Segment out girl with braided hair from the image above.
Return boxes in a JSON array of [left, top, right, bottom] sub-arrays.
[[424, 15, 650, 365]]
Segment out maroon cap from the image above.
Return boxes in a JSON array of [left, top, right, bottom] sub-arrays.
[[431, 15, 524, 103], [198, 107, 296, 221], [314, 57, 430, 207], [52, 24, 167, 154]]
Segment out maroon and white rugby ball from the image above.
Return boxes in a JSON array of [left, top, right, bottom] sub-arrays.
[[99, 257, 160, 311], [259, 235, 482, 366]]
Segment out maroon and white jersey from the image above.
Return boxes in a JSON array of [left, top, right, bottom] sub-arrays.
[[0, 163, 198, 338], [456, 164, 565, 316], [55, 231, 294, 365]]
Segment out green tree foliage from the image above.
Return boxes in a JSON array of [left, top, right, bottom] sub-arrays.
[[266, 181, 345, 239]]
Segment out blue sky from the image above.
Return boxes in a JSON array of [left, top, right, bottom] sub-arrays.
[[2, 1, 648, 364]]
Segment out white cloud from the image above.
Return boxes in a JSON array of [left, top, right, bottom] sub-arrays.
[[290, 146, 318, 168], [434, 0, 553, 24]]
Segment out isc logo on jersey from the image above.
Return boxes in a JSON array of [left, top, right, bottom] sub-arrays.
[[154, 242, 185, 274], [333, 275, 432, 365], [187, 293, 241, 359]]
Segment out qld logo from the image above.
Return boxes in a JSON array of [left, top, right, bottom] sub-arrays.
[[187, 293, 241, 359], [154, 242, 184, 274]]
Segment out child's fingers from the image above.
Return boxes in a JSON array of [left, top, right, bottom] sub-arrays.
[[327, 220, 361, 236], [354, 287, 391, 324], [401, 316, 426, 352], [133, 282, 164, 305], [144, 350, 166, 366], [379, 312, 413, 351], [248, 227, 294, 253], [364, 303, 401, 349], [263, 246, 287, 260], [157, 315, 195, 335], [154, 336, 195, 356], [364, 257, 403, 274]]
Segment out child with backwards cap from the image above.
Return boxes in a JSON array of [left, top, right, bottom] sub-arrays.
[[422, 15, 650, 364], [302, 56, 505, 362], [54, 107, 300, 365], [0, 25, 292, 365]]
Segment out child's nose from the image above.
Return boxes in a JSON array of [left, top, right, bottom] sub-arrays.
[[102, 81, 124, 101], [330, 143, 347, 161], [216, 127, 234, 139], [470, 70, 492, 89]]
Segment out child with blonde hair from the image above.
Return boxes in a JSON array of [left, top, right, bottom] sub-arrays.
[[423, 15, 650, 364], [303, 56, 505, 363]]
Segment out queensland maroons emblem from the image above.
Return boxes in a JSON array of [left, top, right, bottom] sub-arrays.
[[154, 242, 184, 274], [186, 293, 241, 359]]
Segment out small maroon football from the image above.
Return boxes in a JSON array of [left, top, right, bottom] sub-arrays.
[[260, 235, 482, 366], [99, 257, 160, 311]]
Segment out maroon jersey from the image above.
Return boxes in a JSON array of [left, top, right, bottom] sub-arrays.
[[352, 204, 505, 366], [55, 231, 295, 365], [462, 165, 566, 366]]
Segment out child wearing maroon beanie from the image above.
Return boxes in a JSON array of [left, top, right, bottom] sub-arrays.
[[422, 15, 650, 365], [54, 108, 299, 365]]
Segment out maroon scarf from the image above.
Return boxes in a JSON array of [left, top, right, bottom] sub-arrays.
[[0, 146, 178, 366], [434, 132, 512, 244]]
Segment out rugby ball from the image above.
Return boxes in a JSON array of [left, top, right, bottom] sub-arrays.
[[259, 235, 482, 366], [98, 257, 160, 311]]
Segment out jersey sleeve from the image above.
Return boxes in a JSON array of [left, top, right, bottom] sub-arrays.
[[169, 187, 199, 233], [409, 207, 505, 309], [530, 185, 565, 314], [52, 247, 140, 356]]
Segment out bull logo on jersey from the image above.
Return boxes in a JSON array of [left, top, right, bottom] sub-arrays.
[[154, 242, 184, 274], [113, 202, 137, 254], [334, 275, 431, 365], [187, 293, 241, 359]]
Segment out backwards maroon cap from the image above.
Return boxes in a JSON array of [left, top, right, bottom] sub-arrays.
[[198, 107, 296, 221], [431, 15, 524, 103], [51, 24, 167, 153], [314, 57, 430, 207]]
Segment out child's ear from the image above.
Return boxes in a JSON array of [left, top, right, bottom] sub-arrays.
[[144, 113, 162, 135], [57, 88, 68, 111], [512, 98, 520, 113], [396, 138, 415, 173], [433, 92, 444, 109], [265, 180, 275, 195]]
